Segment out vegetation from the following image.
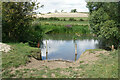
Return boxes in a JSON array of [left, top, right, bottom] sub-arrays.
[[2, 44, 118, 78], [71, 9, 77, 13], [2, 2, 42, 43], [32, 17, 89, 35], [38, 20, 88, 26], [38, 17, 88, 21], [87, 2, 120, 48], [2, 43, 39, 70], [1, 2, 119, 79], [31, 22, 90, 35]]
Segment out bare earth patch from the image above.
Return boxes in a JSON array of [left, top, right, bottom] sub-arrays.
[[0, 43, 11, 53], [10, 50, 109, 75]]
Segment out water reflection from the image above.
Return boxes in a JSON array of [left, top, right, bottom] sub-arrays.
[[40, 34, 99, 61]]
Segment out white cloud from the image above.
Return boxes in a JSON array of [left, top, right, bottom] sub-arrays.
[[36, 0, 89, 13]]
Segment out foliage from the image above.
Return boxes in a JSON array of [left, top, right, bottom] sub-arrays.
[[38, 17, 87, 21], [39, 24, 90, 34], [87, 2, 120, 48], [2, 2, 41, 42], [69, 18, 76, 21], [28, 24, 43, 47], [79, 19, 84, 21], [71, 9, 77, 13], [35, 19, 88, 26], [49, 17, 60, 21]]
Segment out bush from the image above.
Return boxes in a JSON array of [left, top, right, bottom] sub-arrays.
[[49, 17, 60, 21], [39, 17, 48, 20], [69, 18, 76, 21], [79, 19, 84, 21], [99, 20, 120, 48]]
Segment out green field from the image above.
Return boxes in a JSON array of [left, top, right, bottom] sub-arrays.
[[32, 17, 89, 35], [34, 17, 89, 26]]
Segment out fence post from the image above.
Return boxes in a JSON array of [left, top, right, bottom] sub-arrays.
[[75, 43, 77, 61], [39, 48, 42, 60], [75, 54, 77, 61], [75, 43, 77, 55], [46, 41, 48, 60], [37, 41, 40, 48], [112, 45, 114, 51], [37, 41, 42, 60]]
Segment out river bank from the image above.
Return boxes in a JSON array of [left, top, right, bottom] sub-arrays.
[[2, 43, 118, 78]]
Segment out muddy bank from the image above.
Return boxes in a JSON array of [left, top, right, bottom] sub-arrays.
[[11, 49, 109, 71]]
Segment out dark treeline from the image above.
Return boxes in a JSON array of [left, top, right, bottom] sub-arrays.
[[2, 2, 42, 44], [87, 2, 120, 48], [38, 17, 85, 21]]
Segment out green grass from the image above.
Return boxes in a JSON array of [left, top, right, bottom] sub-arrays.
[[37, 20, 88, 26], [39, 24, 90, 34], [32, 17, 89, 35], [2, 44, 118, 78], [2, 43, 39, 70], [81, 50, 118, 78]]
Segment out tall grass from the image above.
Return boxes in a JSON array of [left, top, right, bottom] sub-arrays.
[[39, 24, 90, 34]]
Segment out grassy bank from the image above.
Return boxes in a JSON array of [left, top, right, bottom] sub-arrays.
[[40, 24, 90, 34], [2, 43, 118, 78], [39, 20, 88, 26], [2, 43, 39, 70], [32, 23, 90, 35]]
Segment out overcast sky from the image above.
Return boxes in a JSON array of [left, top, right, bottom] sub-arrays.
[[35, 0, 89, 13]]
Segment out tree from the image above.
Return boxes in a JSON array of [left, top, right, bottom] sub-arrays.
[[55, 10, 58, 13], [61, 10, 64, 12], [71, 9, 77, 13], [2, 2, 41, 42], [87, 2, 120, 48]]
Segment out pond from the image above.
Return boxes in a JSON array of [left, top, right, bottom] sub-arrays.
[[39, 34, 100, 61]]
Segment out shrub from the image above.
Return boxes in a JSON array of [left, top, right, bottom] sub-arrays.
[[79, 19, 84, 21], [49, 17, 60, 21], [69, 18, 76, 21]]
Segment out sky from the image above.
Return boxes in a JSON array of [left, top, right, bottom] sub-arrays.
[[35, 0, 89, 13]]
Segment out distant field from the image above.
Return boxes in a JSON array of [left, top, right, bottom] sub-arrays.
[[33, 13, 89, 18]]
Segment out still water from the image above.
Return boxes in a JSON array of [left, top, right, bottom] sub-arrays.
[[40, 34, 99, 61]]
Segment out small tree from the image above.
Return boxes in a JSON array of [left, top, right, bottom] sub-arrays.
[[61, 10, 64, 12], [71, 9, 77, 13], [55, 10, 58, 13]]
